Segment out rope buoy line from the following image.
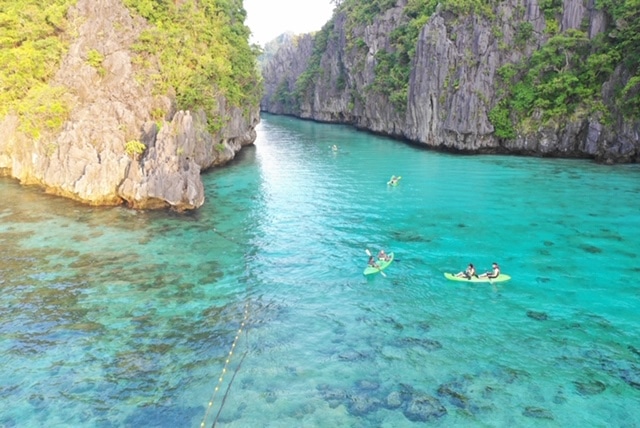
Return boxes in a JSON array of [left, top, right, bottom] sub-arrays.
[[200, 302, 250, 428], [211, 350, 248, 428]]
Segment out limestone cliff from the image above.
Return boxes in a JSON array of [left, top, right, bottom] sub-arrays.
[[0, 0, 260, 210], [261, 33, 315, 115], [261, 0, 639, 164]]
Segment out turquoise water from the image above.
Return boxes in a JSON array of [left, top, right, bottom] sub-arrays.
[[1, 113, 640, 427]]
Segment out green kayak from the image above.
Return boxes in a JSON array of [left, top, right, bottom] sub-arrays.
[[387, 176, 402, 186], [364, 252, 394, 275], [444, 272, 511, 283]]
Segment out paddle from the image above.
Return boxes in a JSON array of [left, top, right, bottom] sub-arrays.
[[367, 249, 400, 262], [365, 249, 386, 277]]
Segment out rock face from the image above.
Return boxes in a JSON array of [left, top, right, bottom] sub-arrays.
[[261, 33, 315, 115], [260, 0, 639, 163], [0, 0, 259, 210]]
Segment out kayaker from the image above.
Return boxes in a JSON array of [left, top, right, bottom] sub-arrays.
[[368, 255, 380, 268], [455, 263, 477, 279], [479, 262, 500, 279], [389, 175, 398, 185], [377, 250, 391, 261]]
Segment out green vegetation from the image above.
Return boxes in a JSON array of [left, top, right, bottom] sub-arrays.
[[293, 22, 333, 108], [507, 31, 602, 117], [375, 0, 436, 111], [492, 0, 640, 137], [539, 0, 562, 35], [123, 0, 262, 133], [599, 0, 640, 116], [18, 85, 70, 139], [338, 0, 398, 25], [438, 0, 494, 17], [86, 49, 104, 68], [86, 48, 106, 77], [335, 0, 439, 112], [125, 139, 146, 156], [488, 102, 516, 139], [0, 0, 76, 136], [296, 0, 639, 137], [294, 0, 495, 113], [515, 22, 534, 47], [272, 80, 296, 111], [0, 0, 261, 144]]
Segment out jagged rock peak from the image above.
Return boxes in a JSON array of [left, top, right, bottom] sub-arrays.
[[0, 0, 260, 210]]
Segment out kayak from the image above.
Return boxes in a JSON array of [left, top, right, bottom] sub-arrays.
[[364, 252, 394, 275], [444, 272, 511, 283], [387, 176, 402, 186]]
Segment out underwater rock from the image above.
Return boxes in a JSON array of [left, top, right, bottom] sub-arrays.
[[286, 402, 316, 419], [284, 366, 298, 376], [580, 244, 602, 254], [317, 385, 348, 409], [522, 406, 554, 420], [493, 366, 528, 384], [381, 316, 404, 331], [348, 394, 381, 416], [397, 337, 443, 351], [392, 230, 431, 243], [526, 310, 549, 321], [385, 391, 403, 409], [619, 365, 640, 389], [338, 350, 370, 361], [240, 377, 254, 389], [262, 389, 278, 403], [416, 321, 431, 332], [316, 383, 330, 392], [574, 380, 606, 396], [437, 383, 470, 409], [421, 339, 443, 351], [124, 404, 203, 426], [553, 388, 567, 404], [403, 394, 447, 422]]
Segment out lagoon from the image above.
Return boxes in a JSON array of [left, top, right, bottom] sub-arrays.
[[1, 114, 639, 427]]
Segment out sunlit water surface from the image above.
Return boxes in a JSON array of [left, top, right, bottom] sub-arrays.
[[1, 114, 639, 427]]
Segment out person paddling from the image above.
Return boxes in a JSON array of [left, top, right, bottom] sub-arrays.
[[368, 255, 381, 269], [455, 263, 478, 280], [377, 249, 391, 261], [479, 262, 500, 279]]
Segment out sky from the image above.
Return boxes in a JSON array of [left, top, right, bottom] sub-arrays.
[[243, 0, 336, 46]]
